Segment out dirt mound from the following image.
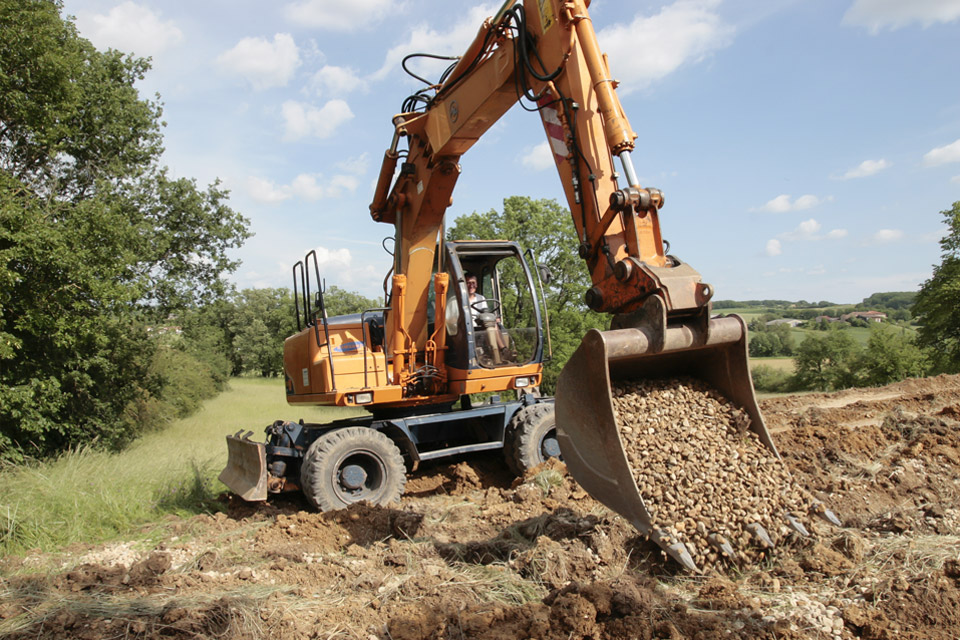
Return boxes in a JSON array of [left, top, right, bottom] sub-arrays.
[[4, 374, 960, 639]]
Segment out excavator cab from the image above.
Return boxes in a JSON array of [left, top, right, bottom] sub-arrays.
[[441, 240, 545, 373]]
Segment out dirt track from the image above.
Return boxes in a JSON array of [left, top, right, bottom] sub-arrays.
[[3, 375, 960, 639]]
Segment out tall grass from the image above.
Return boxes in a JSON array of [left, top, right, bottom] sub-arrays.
[[0, 378, 360, 556]]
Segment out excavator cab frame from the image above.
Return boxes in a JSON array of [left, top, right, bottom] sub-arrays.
[[442, 240, 545, 374]]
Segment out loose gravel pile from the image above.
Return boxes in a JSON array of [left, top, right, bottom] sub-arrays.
[[611, 377, 815, 571]]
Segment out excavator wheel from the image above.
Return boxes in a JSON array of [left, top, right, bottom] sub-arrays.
[[504, 403, 561, 476], [300, 427, 406, 511]]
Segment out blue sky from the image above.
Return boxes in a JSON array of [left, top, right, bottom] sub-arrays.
[[61, 0, 960, 304]]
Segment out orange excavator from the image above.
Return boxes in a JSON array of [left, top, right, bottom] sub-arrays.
[[221, 0, 833, 570]]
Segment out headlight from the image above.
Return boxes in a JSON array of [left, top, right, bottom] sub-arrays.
[[514, 377, 530, 388], [353, 392, 374, 404]]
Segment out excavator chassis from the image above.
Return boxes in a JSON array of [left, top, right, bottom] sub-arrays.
[[555, 301, 777, 570]]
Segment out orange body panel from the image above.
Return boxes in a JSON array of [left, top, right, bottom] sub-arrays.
[[284, 323, 391, 397], [445, 363, 542, 396]]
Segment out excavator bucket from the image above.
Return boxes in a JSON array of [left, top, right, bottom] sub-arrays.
[[555, 309, 776, 571], [219, 431, 268, 501]]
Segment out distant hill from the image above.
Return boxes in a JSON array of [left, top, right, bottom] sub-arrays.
[[713, 299, 839, 310], [714, 291, 916, 313], [857, 292, 916, 311]]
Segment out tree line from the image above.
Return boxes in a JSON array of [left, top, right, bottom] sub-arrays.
[[749, 200, 960, 392], [0, 1, 251, 460]]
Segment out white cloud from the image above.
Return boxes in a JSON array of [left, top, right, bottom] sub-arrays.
[[597, 0, 734, 92], [843, 0, 960, 33], [76, 2, 183, 58], [311, 66, 368, 96], [756, 194, 792, 213], [248, 176, 292, 204], [951, 175, 960, 184], [776, 219, 848, 243], [248, 172, 360, 203], [923, 138, 960, 166], [837, 158, 891, 179], [372, 4, 497, 80], [871, 229, 904, 243], [284, 0, 402, 31], [752, 194, 827, 213], [282, 100, 354, 141], [313, 246, 353, 268], [521, 142, 555, 171], [291, 173, 360, 200], [793, 219, 822, 237], [793, 195, 823, 210], [217, 34, 301, 90], [335, 154, 370, 174], [765, 239, 782, 256]]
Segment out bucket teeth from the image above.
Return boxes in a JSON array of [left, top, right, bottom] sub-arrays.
[[651, 529, 699, 572], [707, 533, 735, 559], [785, 513, 810, 537], [810, 501, 843, 526], [746, 522, 774, 548]]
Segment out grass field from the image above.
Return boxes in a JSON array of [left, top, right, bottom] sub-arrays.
[[716, 308, 765, 322], [0, 378, 361, 556], [749, 356, 795, 372]]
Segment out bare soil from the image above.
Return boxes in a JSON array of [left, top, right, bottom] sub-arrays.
[[3, 374, 960, 639]]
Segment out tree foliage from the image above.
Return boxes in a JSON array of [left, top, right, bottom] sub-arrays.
[[747, 321, 794, 357], [858, 324, 928, 386], [0, 0, 249, 460], [858, 291, 916, 312], [792, 330, 858, 391], [229, 289, 299, 377], [322, 286, 382, 318], [447, 196, 607, 392], [914, 201, 960, 373]]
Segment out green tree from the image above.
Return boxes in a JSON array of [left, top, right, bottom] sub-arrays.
[[859, 291, 917, 312], [447, 196, 607, 392], [0, 1, 249, 460], [857, 324, 927, 386], [792, 330, 860, 391], [747, 320, 793, 357], [323, 286, 382, 317], [230, 289, 299, 377], [914, 201, 960, 373], [177, 299, 239, 380]]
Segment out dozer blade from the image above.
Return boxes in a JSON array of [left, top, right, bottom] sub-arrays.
[[219, 431, 268, 501], [555, 311, 776, 571]]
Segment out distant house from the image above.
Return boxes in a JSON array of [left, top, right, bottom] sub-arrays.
[[765, 318, 803, 327], [814, 315, 839, 323], [841, 311, 887, 323]]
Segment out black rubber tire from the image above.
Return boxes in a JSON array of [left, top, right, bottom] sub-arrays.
[[300, 427, 406, 512], [504, 403, 560, 476]]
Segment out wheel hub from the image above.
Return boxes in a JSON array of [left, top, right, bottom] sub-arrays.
[[339, 464, 368, 490], [541, 430, 561, 459]]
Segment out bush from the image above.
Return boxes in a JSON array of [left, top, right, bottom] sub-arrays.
[[751, 365, 792, 393], [103, 343, 224, 441]]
